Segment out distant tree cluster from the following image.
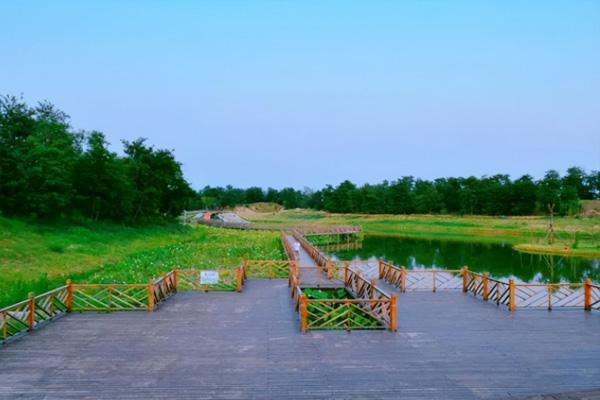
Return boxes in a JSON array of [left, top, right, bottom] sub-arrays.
[[0, 95, 197, 221], [200, 169, 599, 216]]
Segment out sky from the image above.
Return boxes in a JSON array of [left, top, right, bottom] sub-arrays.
[[1, 1, 599, 190]]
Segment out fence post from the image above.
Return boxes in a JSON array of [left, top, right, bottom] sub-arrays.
[[482, 273, 489, 301], [462, 266, 469, 293], [173, 269, 178, 292], [326, 261, 333, 279], [147, 279, 155, 312], [378, 258, 383, 279], [401, 267, 406, 293], [389, 294, 397, 332], [584, 278, 591, 311], [27, 292, 35, 331], [370, 279, 376, 308], [300, 295, 308, 333], [432, 270, 437, 293], [66, 280, 73, 312], [236, 266, 243, 292], [508, 279, 516, 311], [242, 259, 248, 280], [344, 263, 349, 285]]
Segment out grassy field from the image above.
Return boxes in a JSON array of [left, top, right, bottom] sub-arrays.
[[243, 210, 600, 257], [0, 217, 282, 308]]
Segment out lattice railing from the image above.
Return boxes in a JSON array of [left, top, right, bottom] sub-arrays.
[[590, 284, 600, 311], [244, 260, 291, 279], [379, 260, 463, 292], [304, 300, 386, 330], [177, 268, 242, 292], [152, 271, 177, 306], [465, 271, 511, 308], [1, 285, 69, 343], [71, 284, 149, 311]]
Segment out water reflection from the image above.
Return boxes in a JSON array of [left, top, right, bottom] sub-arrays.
[[328, 235, 600, 284]]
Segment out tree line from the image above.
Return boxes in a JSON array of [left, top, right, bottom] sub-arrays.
[[0, 95, 197, 222], [200, 168, 599, 216], [2, 95, 597, 221]]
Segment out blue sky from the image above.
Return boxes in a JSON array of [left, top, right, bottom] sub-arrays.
[[1, 1, 598, 189]]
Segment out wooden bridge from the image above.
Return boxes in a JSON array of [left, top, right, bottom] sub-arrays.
[[1, 229, 600, 399]]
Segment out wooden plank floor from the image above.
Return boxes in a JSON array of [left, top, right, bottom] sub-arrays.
[[1, 279, 599, 399]]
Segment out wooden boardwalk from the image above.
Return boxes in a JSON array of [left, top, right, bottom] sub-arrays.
[[285, 235, 344, 288], [1, 279, 600, 399]]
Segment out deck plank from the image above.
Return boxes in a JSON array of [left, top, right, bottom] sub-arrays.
[[1, 280, 600, 399]]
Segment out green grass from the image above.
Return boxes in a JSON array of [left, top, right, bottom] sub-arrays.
[[0, 217, 282, 308], [246, 210, 600, 257]]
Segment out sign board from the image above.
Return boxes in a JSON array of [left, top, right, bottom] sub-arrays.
[[200, 270, 220, 285]]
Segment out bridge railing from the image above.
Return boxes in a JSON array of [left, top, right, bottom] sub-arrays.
[[292, 230, 329, 269], [280, 232, 298, 262], [192, 217, 361, 236]]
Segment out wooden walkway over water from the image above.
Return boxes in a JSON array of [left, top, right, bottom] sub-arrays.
[[1, 279, 600, 399]]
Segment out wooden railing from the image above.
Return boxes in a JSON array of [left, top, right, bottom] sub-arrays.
[[464, 270, 512, 309], [379, 259, 600, 312], [280, 233, 298, 262], [1, 285, 69, 342], [191, 217, 361, 236], [177, 267, 244, 292], [71, 283, 150, 311], [378, 260, 464, 292], [292, 230, 329, 268], [152, 270, 177, 307], [289, 259, 397, 332], [243, 260, 292, 279]]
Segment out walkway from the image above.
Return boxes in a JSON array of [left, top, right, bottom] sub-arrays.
[[1, 280, 600, 399], [284, 235, 343, 288]]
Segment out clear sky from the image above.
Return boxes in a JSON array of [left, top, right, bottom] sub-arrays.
[[1, 1, 599, 190]]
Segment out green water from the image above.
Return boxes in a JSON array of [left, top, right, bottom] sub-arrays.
[[328, 235, 599, 284]]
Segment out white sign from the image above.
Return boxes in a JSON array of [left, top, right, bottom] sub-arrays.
[[200, 270, 220, 285]]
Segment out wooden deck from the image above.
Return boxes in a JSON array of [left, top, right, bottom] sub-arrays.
[[1, 279, 599, 399]]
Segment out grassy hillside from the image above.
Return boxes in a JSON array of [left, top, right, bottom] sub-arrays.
[[247, 210, 600, 257], [0, 217, 281, 307]]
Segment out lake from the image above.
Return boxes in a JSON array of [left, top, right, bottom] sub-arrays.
[[327, 235, 600, 284]]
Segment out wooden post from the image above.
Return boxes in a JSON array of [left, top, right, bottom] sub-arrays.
[[401, 267, 406, 293], [584, 278, 592, 311], [482, 273, 489, 301], [27, 292, 35, 331], [173, 269, 178, 292], [300, 295, 308, 333], [326, 261, 333, 279], [66, 280, 73, 312], [508, 279, 516, 311], [370, 279, 376, 308], [378, 258, 383, 279], [147, 279, 155, 312], [344, 263, 349, 286], [389, 294, 397, 332], [236, 266, 243, 292], [108, 286, 113, 312], [2, 311, 7, 340], [242, 259, 248, 280], [432, 270, 437, 293], [547, 284, 552, 311], [462, 266, 469, 293]]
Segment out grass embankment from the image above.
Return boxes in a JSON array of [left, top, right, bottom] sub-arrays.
[[246, 210, 600, 257], [0, 217, 281, 307]]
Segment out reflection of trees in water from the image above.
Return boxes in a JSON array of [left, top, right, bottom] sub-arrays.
[[331, 235, 599, 284]]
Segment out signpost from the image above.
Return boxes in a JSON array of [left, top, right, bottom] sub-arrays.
[[200, 270, 219, 285]]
